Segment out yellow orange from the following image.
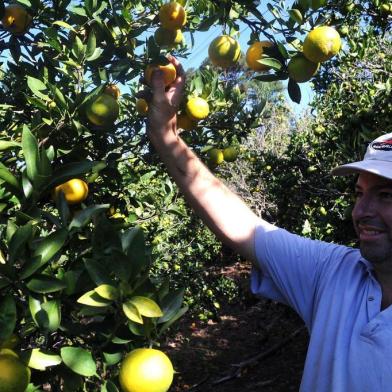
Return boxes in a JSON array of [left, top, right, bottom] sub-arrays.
[[0, 349, 31, 392], [303, 26, 342, 63], [159, 2, 187, 30], [54, 179, 89, 205], [104, 84, 121, 100], [208, 35, 241, 68], [1, 4, 32, 35], [86, 94, 120, 126], [185, 97, 209, 121], [287, 54, 320, 83], [177, 112, 196, 131], [145, 61, 177, 87], [136, 98, 148, 116], [246, 41, 274, 72], [154, 27, 183, 48], [119, 348, 174, 392]]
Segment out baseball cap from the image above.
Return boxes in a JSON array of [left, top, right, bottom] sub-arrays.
[[331, 133, 392, 181]]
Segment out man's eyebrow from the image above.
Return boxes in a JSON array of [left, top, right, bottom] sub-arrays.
[[355, 183, 392, 190]]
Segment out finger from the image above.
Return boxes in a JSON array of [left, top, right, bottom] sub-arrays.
[[151, 70, 168, 103]]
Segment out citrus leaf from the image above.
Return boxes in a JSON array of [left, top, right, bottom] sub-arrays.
[[0, 162, 22, 198], [52, 20, 76, 31], [101, 380, 119, 392], [61, 347, 97, 377], [77, 290, 112, 307], [68, 204, 110, 230], [20, 228, 68, 279], [158, 306, 188, 336], [288, 78, 302, 103], [256, 58, 283, 71], [84, 259, 113, 285], [122, 301, 143, 324], [129, 296, 163, 318], [29, 296, 61, 332], [158, 288, 185, 323], [8, 222, 33, 264], [27, 76, 50, 101], [94, 284, 118, 300], [0, 140, 21, 151], [22, 126, 40, 184], [23, 348, 62, 370], [26, 274, 67, 293], [0, 295, 16, 340]]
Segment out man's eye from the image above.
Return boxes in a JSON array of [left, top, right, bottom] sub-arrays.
[[355, 191, 362, 198], [380, 192, 392, 200]]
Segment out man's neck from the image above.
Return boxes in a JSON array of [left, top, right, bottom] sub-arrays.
[[373, 265, 392, 310]]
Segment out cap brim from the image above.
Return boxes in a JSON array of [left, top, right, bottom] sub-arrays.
[[331, 160, 392, 181]]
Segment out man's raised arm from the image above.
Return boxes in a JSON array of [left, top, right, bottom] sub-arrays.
[[145, 57, 263, 263]]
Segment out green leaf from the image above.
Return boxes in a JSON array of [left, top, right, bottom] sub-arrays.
[[27, 76, 50, 101], [288, 8, 303, 25], [158, 306, 188, 336], [0, 295, 17, 340], [256, 58, 283, 71], [121, 226, 148, 276], [122, 301, 143, 324], [8, 222, 33, 264], [23, 348, 62, 370], [101, 380, 119, 392], [20, 228, 68, 279], [0, 140, 21, 151], [102, 352, 122, 366], [158, 288, 184, 323], [84, 259, 113, 285], [44, 161, 95, 192], [77, 290, 112, 307], [94, 284, 118, 300], [128, 296, 163, 318], [0, 162, 22, 197], [52, 20, 76, 31], [61, 347, 97, 377], [86, 30, 96, 58], [29, 296, 61, 332], [22, 126, 40, 184], [26, 274, 67, 293], [68, 204, 110, 230], [288, 78, 302, 103]]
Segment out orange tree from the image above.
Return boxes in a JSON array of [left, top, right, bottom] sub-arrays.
[[0, 0, 388, 390]]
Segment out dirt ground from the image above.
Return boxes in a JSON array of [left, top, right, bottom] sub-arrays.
[[164, 262, 309, 391]]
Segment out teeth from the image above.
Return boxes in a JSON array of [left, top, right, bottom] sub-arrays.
[[362, 230, 381, 235]]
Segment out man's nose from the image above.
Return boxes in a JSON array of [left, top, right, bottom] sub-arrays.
[[353, 194, 377, 219]]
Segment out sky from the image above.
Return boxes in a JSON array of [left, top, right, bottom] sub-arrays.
[[175, 3, 315, 116], [179, 24, 314, 115]]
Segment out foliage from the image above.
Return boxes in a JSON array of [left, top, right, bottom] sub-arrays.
[[0, 0, 390, 390]]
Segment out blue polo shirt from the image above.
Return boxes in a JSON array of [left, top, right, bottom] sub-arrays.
[[251, 221, 392, 392]]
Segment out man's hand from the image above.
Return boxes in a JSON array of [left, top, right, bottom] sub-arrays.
[[146, 56, 186, 136]]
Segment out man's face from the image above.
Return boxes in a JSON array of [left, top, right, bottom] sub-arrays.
[[352, 172, 392, 266]]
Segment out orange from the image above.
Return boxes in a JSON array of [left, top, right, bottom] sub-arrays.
[[287, 54, 320, 83], [86, 94, 120, 126], [159, 2, 187, 30], [119, 348, 174, 392], [303, 26, 341, 63], [0, 349, 31, 392], [54, 179, 89, 205], [154, 27, 184, 48], [145, 61, 177, 87], [177, 112, 196, 131], [246, 41, 274, 72], [1, 4, 32, 35], [223, 146, 239, 162], [208, 35, 241, 68], [104, 84, 121, 100], [136, 98, 148, 116], [185, 97, 209, 121], [207, 148, 224, 166]]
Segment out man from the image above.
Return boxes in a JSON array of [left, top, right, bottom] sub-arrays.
[[145, 57, 392, 391]]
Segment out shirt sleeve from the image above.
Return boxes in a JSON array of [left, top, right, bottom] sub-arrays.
[[251, 220, 348, 327]]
